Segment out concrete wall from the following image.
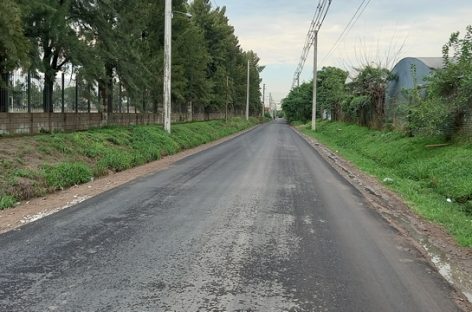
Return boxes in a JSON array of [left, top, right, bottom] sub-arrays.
[[0, 112, 232, 136]]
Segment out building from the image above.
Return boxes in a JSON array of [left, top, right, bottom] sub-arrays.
[[386, 57, 443, 105]]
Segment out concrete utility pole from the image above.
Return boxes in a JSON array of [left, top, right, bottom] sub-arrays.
[[246, 59, 250, 120], [262, 84, 265, 117], [312, 30, 318, 131], [163, 0, 172, 133], [225, 76, 229, 122]]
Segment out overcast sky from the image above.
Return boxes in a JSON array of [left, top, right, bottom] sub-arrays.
[[212, 0, 472, 104]]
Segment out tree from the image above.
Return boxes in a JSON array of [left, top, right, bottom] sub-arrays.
[[247, 51, 264, 116], [189, 1, 263, 115], [282, 82, 313, 123], [21, 0, 90, 112], [348, 65, 391, 128], [406, 26, 472, 138], [4, 0, 262, 119], [0, 0, 29, 112], [282, 67, 347, 123], [317, 67, 348, 121]]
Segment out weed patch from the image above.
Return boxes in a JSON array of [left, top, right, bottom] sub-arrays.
[[43, 162, 93, 190], [0, 195, 16, 210]]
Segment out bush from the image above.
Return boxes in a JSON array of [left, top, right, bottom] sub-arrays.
[[98, 151, 133, 172], [408, 26, 472, 138], [0, 195, 16, 210], [43, 162, 92, 190]]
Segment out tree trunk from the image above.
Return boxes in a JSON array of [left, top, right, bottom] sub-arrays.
[[187, 100, 193, 122], [105, 63, 113, 114], [43, 71, 55, 113], [0, 64, 9, 112]]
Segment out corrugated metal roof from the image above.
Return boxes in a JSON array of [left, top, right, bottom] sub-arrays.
[[413, 57, 444, 70]]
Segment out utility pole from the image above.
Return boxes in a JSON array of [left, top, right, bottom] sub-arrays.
[[312, 30, 318, 131], [225, 76, 229, 122], [262, 83, 265, 117], [291, 0, 332, 89], [246, 59, 250, 120], [163, 0, 172, 133]]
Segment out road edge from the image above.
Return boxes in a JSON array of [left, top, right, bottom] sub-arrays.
[[291, 126, 472, 310]]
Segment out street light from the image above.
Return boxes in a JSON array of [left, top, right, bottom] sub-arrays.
[[163, 0, 192, 134]]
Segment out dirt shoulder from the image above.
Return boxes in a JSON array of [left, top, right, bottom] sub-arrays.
[[0, 126, 258, 234], [293, 127, 472, 310]]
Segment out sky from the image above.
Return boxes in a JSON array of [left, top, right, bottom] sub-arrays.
[[211, 0, 472, 105]]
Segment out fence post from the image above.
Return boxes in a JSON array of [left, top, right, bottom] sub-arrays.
[[27, 71, 31, 113], [142, 90, 146, 113], [75, 75, 79, 113], [61, 72, 65, 113], [87, 85, 91, 113], [119, 83, 122, 113]]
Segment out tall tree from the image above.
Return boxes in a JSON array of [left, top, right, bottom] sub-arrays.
[[21, 0, 89, 112], [0, 0, 29, 112], [189, 0, 263, 115], [317, 67, 348, 121]]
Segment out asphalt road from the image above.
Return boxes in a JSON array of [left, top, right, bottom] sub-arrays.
[[0, 120, 461, 311]]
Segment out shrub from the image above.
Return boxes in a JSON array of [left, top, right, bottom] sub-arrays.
[[0, 195, 16, 210], [98, 151, 133, 172], [43, 162, 92, 190]]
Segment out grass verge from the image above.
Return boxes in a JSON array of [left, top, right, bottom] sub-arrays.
[[299, 120, 472, 247], [0, 117, 261, 210]]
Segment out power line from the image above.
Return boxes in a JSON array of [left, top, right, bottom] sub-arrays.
[[321, 0, 372, 62], [292, 0, 333, 89]]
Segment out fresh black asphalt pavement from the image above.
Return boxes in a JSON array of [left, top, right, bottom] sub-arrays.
[[0, 120, 461, 311]]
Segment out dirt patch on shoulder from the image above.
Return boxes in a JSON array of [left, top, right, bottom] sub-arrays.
[[0, 127, 256, 234], [294, 127, 472, 310]]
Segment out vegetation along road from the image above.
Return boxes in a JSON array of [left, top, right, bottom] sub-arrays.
[[0, 120, 463, 311]]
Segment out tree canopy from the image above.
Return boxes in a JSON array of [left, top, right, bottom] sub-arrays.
[[1, 0, 263, 116]]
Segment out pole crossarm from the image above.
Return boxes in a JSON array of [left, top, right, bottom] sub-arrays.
[[292, 0, 332, 89]]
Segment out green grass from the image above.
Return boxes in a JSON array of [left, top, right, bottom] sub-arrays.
[[299, 120, 472, 247], [0, 118, 261, 210], [43, 162, 93, 190], [0, 195, 16, 210]]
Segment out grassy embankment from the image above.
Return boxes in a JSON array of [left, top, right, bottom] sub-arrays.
[[299, 121, 472, 247], [0, 118, 260, 210]]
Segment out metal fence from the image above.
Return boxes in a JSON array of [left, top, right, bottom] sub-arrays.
[[8, 69, 99, 113], [6, 69, 160, 114]]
